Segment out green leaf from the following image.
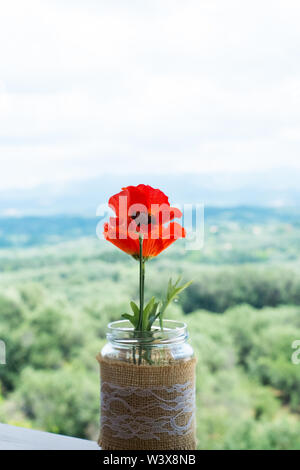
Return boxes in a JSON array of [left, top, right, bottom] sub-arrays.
[[159, 277, 193, 329], [130, 301, 140, 317], [122, 300, 141, 329], [142, 297, 156, 329], [147, 303, 160, 331], [121, 313, 138, 328]]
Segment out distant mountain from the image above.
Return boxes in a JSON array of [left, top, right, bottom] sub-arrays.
[[0, 207, 299, 248], [0, 169, 299, 215]]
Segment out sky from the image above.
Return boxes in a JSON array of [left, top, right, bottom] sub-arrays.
[[0, 0, 300, 190]]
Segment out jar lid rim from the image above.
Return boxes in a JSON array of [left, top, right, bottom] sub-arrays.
[[108, 319, 187, 332], [107, 319, 188, 345]]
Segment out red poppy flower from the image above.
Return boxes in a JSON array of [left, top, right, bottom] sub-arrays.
[[104, 184, 185, 259]]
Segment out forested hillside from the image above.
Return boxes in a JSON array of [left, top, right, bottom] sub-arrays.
[[0, 207, 300, 449]]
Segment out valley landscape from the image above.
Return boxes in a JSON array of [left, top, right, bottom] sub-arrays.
[[0, 206, 299, 449]]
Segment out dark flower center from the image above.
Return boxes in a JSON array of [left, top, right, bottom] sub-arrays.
[[130, 211, 155, 226]]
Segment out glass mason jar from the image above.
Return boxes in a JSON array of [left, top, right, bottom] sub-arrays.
[[98, 319, 196, 450], [101, 319, 194, 365]]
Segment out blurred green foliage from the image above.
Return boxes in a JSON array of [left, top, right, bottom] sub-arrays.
[[0, 208, 300, 449]]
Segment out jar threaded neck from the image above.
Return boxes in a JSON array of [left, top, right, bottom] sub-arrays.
[[107, 319, 188, 347]]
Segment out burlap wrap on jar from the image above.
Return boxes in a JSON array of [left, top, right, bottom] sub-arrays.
[[97, 354, 196, 450]]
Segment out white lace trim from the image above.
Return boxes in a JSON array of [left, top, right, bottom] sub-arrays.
[[101, 381, 195, 440]]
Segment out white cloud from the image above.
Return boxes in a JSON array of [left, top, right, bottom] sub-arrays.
[[0, 0, 300, 189]]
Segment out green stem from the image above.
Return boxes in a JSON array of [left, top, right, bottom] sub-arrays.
[[137, 235, 145, 331], [137, 235, 145, 365]]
